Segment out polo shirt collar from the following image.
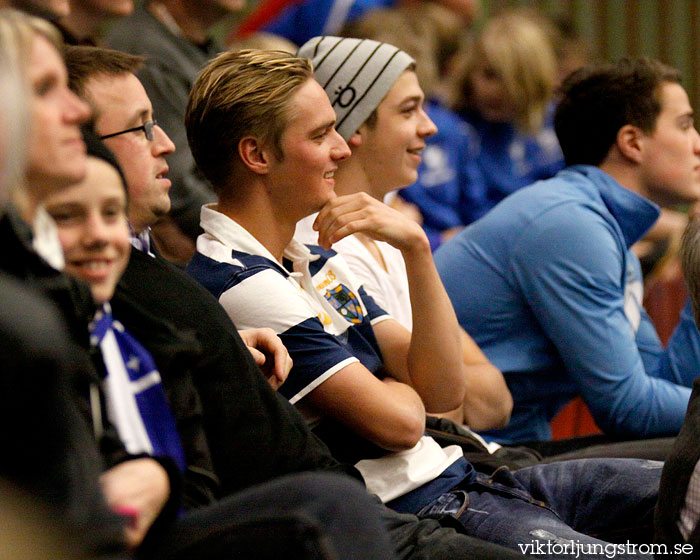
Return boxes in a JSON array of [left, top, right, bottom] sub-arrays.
[[200, 204, 319, 272]]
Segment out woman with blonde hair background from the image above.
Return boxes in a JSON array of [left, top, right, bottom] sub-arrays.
[[452, 9, 564, 217]]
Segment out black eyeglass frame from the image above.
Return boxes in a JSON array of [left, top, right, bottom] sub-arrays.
[[100, 120, 158, 142]]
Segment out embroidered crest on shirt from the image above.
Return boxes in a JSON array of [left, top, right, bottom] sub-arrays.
[[324, 283, 364, 324]]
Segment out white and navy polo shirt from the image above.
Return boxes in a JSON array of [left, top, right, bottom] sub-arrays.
[[187, 205, 392, 404]]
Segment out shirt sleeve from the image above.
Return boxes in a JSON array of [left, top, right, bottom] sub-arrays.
[[512, 203, 692, 437], [217, 267, 362, 404]]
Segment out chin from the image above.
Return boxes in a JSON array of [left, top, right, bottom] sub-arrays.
[[155, 204, 172, 218], [91, 287, 112, 305], [400, 171, 418, 189], [313, 196, 332, 213], [320, 187, 337, 202]]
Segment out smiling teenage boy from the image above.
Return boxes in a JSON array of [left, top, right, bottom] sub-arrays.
[[186, 44, 467, 460], [185, 42, 662, 557], [294, 35, 513, 433]]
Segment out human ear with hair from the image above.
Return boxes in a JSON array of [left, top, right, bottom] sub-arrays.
[[238, 136, 271, 175]]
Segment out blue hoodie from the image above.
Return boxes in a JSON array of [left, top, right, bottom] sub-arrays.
[[435, 165, 700, 443]]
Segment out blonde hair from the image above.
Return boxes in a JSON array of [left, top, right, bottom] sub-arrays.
[[0, 9, 63, 207], [342, 7, 439, 99], [186, 49, 313, 194], [458, 10, 557, 133]]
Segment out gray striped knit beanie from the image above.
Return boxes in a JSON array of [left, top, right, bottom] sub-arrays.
[[298, 36, 415, 141]]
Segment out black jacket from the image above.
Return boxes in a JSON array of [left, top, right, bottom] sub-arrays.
[[0, 215, 127, 559], [0, 209, 182, 540]]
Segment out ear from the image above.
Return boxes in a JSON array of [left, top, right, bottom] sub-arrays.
[[348, 130, 363, 148], [615, 124, 645, 164], [238, 136, 271, 175]]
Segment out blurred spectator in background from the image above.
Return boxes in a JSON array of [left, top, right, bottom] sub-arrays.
[[232, 0, 479, 49], [56, 0, 133, 45], [0, 0, 68, 19], [451, 9, 564, 218], [548, 14, 592, 87]]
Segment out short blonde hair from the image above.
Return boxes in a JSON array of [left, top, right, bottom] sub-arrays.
[[458, 10, 557, 133], [0, 9, 63, 205], [186, 49, 313, 194]]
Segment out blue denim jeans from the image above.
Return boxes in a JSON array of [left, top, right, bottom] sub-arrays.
[[418, 458, 662, 559]]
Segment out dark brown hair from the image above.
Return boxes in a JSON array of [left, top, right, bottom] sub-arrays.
[[64, 45, 144, 100], [555, 57, 682, 166]]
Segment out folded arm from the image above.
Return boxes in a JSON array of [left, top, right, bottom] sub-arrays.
[[304, 361, 426, 451], [458, 328, 513, 430], [314, 193, 467, 412]]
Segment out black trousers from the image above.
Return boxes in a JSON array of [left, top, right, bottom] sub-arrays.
[[143, 472, 522, 560], [144, 473, 397, 560]]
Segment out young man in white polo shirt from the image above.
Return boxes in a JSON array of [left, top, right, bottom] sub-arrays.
[[186, 46, 468, 458]]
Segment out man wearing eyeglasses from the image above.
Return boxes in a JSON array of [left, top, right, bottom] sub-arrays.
[[98, 116, 170, 254], [72, 57, 176, 252], [103, 0, 245, 264]]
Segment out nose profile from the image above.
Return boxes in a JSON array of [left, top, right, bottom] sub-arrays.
[[153, 124, 176, 156], [331, 129, 351, 161], [83, 212, 109, 246], [418, 108, 437, 138], [65, 87, 91, 125]]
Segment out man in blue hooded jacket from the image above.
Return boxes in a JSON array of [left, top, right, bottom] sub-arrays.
[[435, 58, 700, 444]]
